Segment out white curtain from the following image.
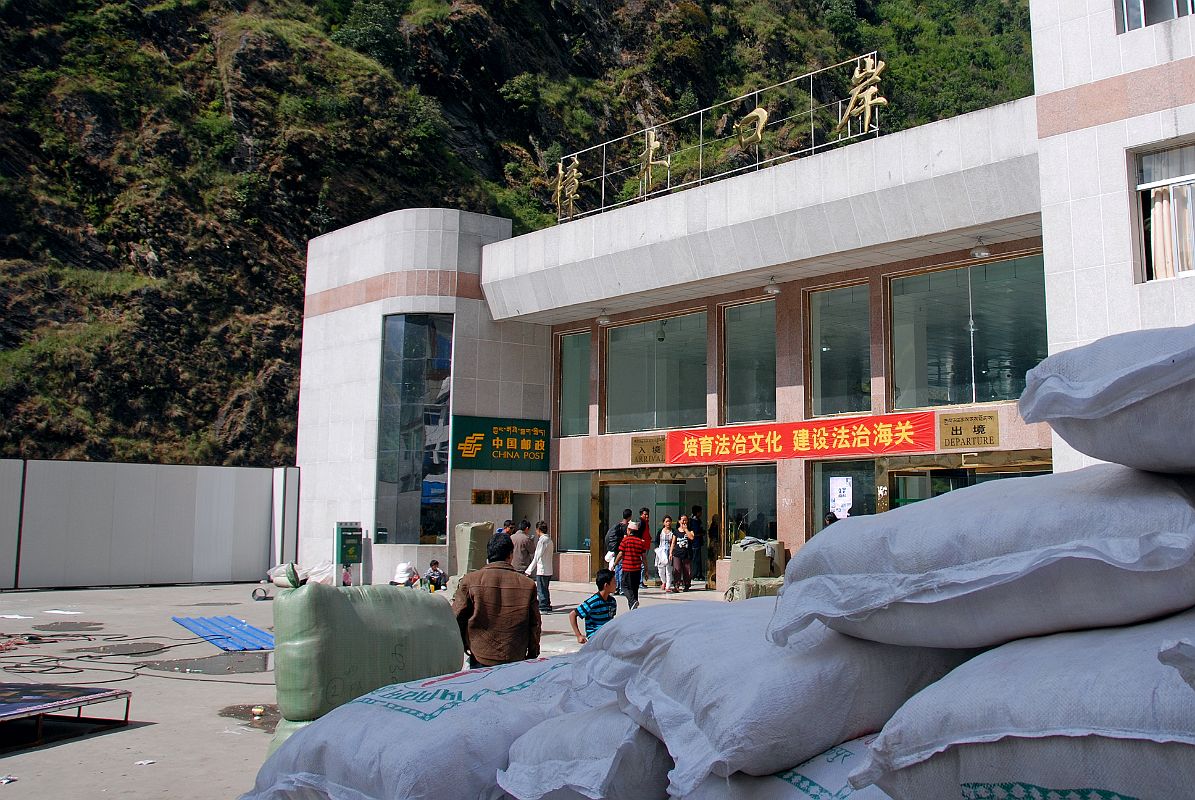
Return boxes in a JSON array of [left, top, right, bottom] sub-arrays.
[[1173, 183, 1194, 275], [1152, 187, 1176, 280]]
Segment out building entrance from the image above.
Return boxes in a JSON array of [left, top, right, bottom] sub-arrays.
[[589, 466, 719, 586]]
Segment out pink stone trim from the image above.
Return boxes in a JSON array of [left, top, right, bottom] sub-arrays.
[[1037, 57, 1195, 138], [304, 270, 484, 317]]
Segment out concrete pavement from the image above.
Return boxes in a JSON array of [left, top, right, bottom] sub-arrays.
[[0, 578, 722, 799]]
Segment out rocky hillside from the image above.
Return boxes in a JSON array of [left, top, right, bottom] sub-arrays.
[[0, 0, 1032, 466]]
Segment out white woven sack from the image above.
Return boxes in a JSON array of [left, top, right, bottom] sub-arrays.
[[570, 598, 970, 798], [241, 657, 574, 800], [688, 737, 893, 799], [850, 608, 1195, 799], [1159, 639, 1195, 691], [767, 464, 1195, 649], [498, 704, 671, 800], [1019, 322, 1195, 472]]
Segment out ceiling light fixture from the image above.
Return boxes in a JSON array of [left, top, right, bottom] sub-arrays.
[[764, 276, 782, 296], [970, 239, 991, 259], [596, 308, 611, 326]]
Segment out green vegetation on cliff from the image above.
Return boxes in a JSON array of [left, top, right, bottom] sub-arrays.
[[0, 0, 1031, 465]]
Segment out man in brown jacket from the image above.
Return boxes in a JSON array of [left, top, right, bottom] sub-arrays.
[[509, 520, 535, 573], [452, 531, 541, 668]]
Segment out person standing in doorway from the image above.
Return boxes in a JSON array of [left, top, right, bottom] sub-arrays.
[[637, 507, 651, 588], [451, 532, 541, 668], [510, 520, 535, 574], [671, 514, 694, 592], [605, 509, 632, 595], [656, 515, 675, 593], [525, 521, 555, 613], [689, 506, 706, 582], [616, 515, 650, 610]]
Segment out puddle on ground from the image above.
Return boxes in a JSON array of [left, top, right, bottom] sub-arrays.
[[181, 602, 242, 607], [219, 703, 280, 733], [138, 651, 273, 674], [32, 621, 104, 632], [68, 641, 167, 656]]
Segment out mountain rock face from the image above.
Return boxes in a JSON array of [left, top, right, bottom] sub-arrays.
[[0, 0, 1031, 466]]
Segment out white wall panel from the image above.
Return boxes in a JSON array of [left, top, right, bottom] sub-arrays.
[[110, 464, 156, 585], [231, 467, 273, 582], [193, 467, 236, 582], [149, 466, 197, 584], [19, 461, 75, 588], [0, 460, 23, 589]]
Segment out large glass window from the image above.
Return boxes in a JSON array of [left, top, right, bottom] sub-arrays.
[[1117, 0, 1193, 32], [724, 464, 777, 554], [811, 459, 877, 535], [606, 312, 707, 433], [557, 472, 592, 552], [1138, 144, 1195, 280], [724, 301, 777, 423], [891, 255, 1047, 409], [376, 314, 453, 545], [810, 284, 871, 416], [559, 332, 591, 437]]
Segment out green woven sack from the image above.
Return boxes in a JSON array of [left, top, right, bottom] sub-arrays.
[[267, 718, 311, 756], [455, 521, 495, 574], [274, 583, 464, 721], [723, 576, 784, 602]]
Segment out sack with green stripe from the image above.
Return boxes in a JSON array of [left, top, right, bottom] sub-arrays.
[[849, 607, 1195, 799]]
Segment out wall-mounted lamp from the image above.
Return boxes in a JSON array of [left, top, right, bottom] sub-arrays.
[[656, 320, 667, 343], [764, 276, 782, 296], [970, 239, 991, 259], [596, 308, 611, 326]]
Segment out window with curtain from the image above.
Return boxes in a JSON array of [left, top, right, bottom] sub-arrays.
[[724, 300, 776, 424], [1117, 0, 1194, 32], [559, 332, 591, 437], [890, 256, 1047, 409], [605, 311, 707, 433], [1139, 144, 1195, 280]]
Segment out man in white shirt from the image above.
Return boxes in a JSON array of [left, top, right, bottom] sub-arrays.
[[525, 521, 555, 613]]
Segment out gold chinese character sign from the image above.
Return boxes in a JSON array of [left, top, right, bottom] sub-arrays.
[[735, 107, 769, 147], [834, 55, 887, 135], [553, 156, 581, 219], [637, 129, 670, 195]]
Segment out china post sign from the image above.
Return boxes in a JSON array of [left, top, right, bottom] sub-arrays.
[[452, 416, 550, 472]]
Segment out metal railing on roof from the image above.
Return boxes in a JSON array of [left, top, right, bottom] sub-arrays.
[[551, 53, 887, 223]]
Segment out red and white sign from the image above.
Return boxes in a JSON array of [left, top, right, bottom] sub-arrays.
[[665, 412, 935, 465]]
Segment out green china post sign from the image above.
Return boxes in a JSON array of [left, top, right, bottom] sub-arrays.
[[452, 416, 550, 472]]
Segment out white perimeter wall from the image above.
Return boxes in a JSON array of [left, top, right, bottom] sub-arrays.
[[0, 459, 297, 589]]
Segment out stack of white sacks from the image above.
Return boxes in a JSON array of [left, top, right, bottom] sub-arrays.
[[243, 324, 1195, 800]]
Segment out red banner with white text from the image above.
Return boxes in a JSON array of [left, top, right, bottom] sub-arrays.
[[665, 412, 936, 465]]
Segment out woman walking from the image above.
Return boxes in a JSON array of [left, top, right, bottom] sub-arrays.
[[656, 515, 675, 593], [671, 514, 694, 592]]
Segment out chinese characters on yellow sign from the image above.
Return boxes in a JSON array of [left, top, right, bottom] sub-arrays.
[[938, 411, 1001, 449], [452, 416, 550, 472], [666, 412, 934, 465], [631, 435, 667, 465]]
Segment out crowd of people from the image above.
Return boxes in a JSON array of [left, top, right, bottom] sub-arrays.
[[444, 506, 713, 669]]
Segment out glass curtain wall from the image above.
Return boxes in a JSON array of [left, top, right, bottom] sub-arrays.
[[724, 464, 777, 554], [891, 255, 1047, 409], [606, 312, 707, 433], [559, 332, 591, 436], [810, 284, 871, 416], [724, 301, 777, 423], [811, 459, 877, 535], [557, 472, 592, 552], [376, 314, 453, 544]]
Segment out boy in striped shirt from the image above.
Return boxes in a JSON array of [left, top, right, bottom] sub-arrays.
[[570, 569, 617, 643]]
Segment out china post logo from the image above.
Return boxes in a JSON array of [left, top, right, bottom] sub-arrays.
[[457, 433, 485, 459]]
